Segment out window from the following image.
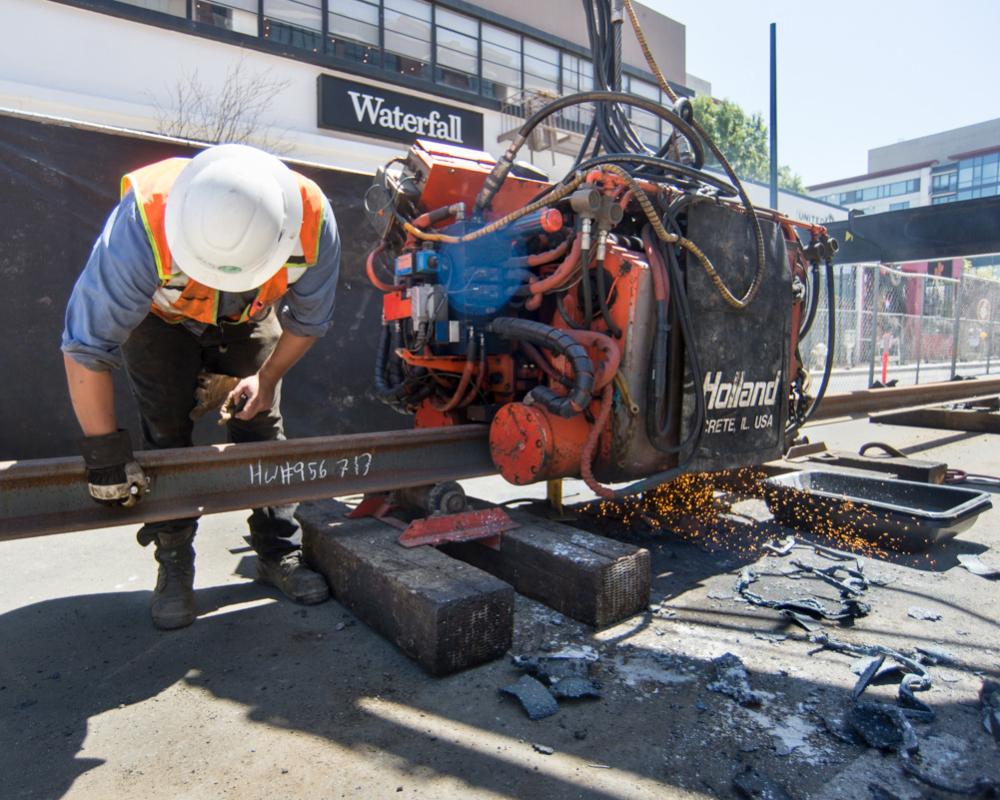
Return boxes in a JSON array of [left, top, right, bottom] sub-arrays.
[[628, 77, 661, 150], [119, 0, 186, 15], [931, 172, 957, 193], [435, 8, 478, 93], [92, 0, 686, 122], [889, 201, 909, 211], [559, 53, 593, 128], [953, 152, 1000, 198], [481, 23, 520, 100], [328, 0, 380, 65], [264, 0, 322, 52], [523, 39, 559, 95], [194, 0, 257, 35], [383, 0, 432, 79]]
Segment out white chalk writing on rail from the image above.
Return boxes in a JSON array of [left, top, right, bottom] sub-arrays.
[[248, 453, 374, 487]]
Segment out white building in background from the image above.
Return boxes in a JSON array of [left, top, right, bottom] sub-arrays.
[[0, 0, 695, 177], [807, 117, 1000, 216], [1, 0, 845, 222]]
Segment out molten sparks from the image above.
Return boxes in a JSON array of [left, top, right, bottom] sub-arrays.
[[587, 468, 899, 560]]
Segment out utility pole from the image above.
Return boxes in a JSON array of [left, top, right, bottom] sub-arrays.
[[769, 22, 778, 210]]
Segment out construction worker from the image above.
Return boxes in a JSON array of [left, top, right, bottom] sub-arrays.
[[61, 144, 340, 630]]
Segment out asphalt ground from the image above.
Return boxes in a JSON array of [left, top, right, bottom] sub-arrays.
[[1, 417, 998, 800]]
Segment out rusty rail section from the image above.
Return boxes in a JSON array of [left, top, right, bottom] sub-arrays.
[[3, 379, 998, 542], [810, 377, 1000, 420], [0, 426, 493, 542]]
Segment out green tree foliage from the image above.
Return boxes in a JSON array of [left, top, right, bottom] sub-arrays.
[[691, 96, 805, 193]]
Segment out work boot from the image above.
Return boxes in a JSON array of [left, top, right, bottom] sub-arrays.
[[151, 532, 197, 630], [256, 550, 330, 605]]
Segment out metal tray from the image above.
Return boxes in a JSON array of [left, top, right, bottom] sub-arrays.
[[763, 470, 993, 550]]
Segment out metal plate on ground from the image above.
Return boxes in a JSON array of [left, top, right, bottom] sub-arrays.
[[764, 470, 992, 550]]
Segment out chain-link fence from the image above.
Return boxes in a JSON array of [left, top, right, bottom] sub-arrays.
[[799, 260, 1000, 394]]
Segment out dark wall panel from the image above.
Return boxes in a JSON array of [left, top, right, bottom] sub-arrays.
[[0, 113, 406, 460], [827, 196, 1000, 264]]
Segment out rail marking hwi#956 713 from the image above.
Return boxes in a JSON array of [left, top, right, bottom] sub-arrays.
[[248, 453, 373, 487]]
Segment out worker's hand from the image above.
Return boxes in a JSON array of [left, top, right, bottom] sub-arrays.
[[225, 373, 275, 421], [79, 430, 149, 508]]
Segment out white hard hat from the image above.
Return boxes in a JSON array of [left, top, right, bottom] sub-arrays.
[[165, 144, 304, 292]]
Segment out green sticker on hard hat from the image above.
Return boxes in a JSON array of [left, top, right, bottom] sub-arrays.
[[217, 265, 243, 273]]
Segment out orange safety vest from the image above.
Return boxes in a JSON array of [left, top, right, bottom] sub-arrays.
[[121, 157, 326, 325]]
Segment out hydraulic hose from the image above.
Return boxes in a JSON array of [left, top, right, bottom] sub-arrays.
[[432, 335, 477, 412], [593, 255, 622, 338], [505, 239, 571, 269], [580, 384, 616, 500], [519, 341, 573, 387], [640, 227, 704, 456], [620, 0, 767, 313], [563, 329, 621, 390], [487, 318, 595, 417], [571, 153, 737, 197], [525, 236, 583, 309], [473, 91, 705, 214], [796, 258, 836, 426], [799, 260, 821, 338], [366, 244, 395, 292], [373, 325, 411, 411]]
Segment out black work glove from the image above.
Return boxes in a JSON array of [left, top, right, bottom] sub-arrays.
[[79, 429, 149, 508]]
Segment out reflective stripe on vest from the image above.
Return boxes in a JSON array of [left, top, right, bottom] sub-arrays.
[[122, 157, 326, 325]]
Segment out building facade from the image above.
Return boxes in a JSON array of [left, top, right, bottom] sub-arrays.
[[807, 117, 1000, 215], [2, 0, 844, 223], [2, 0, 698, 175]]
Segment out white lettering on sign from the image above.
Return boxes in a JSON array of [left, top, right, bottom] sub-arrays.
[[248, 453, 373, 487], [347, 91, 464, 144], [703, 370, 782, 411]]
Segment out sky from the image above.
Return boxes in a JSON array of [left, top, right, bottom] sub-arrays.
[[644, 0, 1000, 187]]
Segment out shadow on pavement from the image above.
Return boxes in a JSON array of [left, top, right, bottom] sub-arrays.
[[2, 566, 999, 800]]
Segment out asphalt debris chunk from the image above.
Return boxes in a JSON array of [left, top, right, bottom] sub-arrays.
[[707, 653, 762, 708], [550, 677, 601, 700], [907, 606, 942, 622], [500, 675, 558, 720], [532, 743, 554, 755], [732, 767, 797, 800], [982, 680, 1000, 744], [957, 554, 1000, 580], [846, 703, 918, 754]]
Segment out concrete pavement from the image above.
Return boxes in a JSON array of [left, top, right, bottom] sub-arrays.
[[1, 419, 998, 799]]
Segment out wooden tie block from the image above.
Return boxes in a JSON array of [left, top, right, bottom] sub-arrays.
[[299, 501, 514, 675], [443, 510, 650, 629]]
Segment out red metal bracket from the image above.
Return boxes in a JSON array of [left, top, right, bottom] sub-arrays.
[[397, 507, 518, 549], [347, 493, 393, 519]]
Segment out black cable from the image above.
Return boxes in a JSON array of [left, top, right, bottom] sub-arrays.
[[799, 260, 821, 338], [594, 257, 621, 338], [639, 225, 705, 456], [474, 90, 705, 214], [796, 258, 836, 426], [556, 291, 586, 329], [571, 153, 737, 197], [579, 239, 593, 327], [487, 317, 595, 417]]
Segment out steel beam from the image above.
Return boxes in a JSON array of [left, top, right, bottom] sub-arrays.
[[869, 406, 1000, 434], [0, 426, 493, 542], [811, 378, 1000, 421]]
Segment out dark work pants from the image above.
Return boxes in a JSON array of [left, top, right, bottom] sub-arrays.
[[121, 312, 300, 559]]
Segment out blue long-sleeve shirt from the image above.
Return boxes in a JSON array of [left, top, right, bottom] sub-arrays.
[[62, 189, 341, 371]]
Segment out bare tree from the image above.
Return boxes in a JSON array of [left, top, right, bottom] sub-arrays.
[[153, 55, 292, 154]]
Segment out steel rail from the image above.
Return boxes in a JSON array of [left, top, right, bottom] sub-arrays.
[[4, 379, 998, 542], [0, 426, 494, 542], [810, 377, 1000, 421]]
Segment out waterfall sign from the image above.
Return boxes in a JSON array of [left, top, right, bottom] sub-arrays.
[[317, 75, 484, 149]]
